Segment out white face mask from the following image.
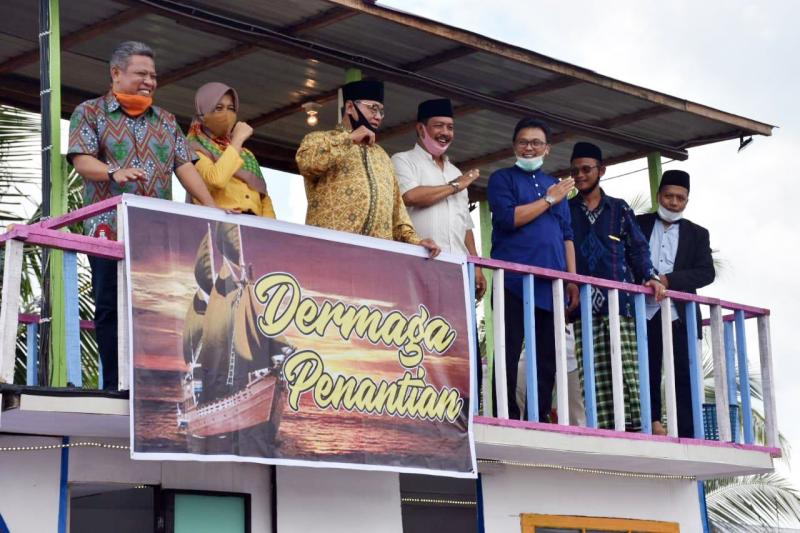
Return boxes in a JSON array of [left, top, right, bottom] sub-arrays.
[[515, 155, 544, 172], [657, 204, 683, 223]]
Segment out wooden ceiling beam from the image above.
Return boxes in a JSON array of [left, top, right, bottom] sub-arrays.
[[379, 76, 579, 142], [156, 43, 258, 87], [283, 6, 358, 35], [0, 7, 144, 74], [248, 88, 340, 129], [400, 45, 474, 72]]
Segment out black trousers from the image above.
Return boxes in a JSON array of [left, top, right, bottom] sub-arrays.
[[89, 256, 118, 390], [647, 310, 696, 437], [492, 290, 556, 421]]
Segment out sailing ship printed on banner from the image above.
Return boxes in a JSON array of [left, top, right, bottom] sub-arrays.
[[178, 221, 294, 443]]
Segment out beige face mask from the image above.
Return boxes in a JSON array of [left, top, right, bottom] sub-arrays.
[[203, 110, 236, 138]]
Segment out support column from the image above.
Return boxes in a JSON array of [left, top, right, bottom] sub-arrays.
[[479, 200, 494, 414], [647, 152, 662, 212], [39, 0, 66, 386]]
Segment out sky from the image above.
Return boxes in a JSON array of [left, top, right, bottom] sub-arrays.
[[240, 0, 800, 480]]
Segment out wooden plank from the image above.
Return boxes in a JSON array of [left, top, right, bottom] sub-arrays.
[[684, 302, 704, 439], [633, 293, 652, 435], [723, 321, 739, 442], [735, 310, 754, 444], [26, 323, 39, 386], [522, 274, 538, 422], [607, 288, 625, 432], [157, 44, 258, 87], [491, 269, 508, 419], [552, 279, 568, 425], [757, 315, 778, 448], [0, 8, 144, 74], [0, 239, 24, 383], [579, 284, 596, 428], [479, 201, 494, 416], [710, 304, 731, 442], [467, 262, 479, 416], [661, 298, 678, 437], [400, 45, 474, 71], [64, 251, 82, 387], [117, 205, 129, 392]]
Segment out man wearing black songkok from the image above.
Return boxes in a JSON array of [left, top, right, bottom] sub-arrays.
[[296, 79, 440, 256], [568, 141, 665, 432], [636, 170, 715, 437]]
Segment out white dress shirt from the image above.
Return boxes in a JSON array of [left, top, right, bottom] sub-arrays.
[[392, 143, 474, 255], [646, 219, 680, 320]]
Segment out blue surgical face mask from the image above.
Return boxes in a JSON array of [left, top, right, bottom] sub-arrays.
[[515, 155, 544, 172]]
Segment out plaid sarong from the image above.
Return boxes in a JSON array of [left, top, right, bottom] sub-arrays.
[[575, 316, 641, 431]]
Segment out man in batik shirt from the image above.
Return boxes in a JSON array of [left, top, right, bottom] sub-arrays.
[[68, 41, 216, 389], [296, 79, 439, 257], [568, 142, 665, 431]]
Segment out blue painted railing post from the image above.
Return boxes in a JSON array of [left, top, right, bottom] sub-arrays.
[[64, 251, 81, 387], [735, 310, 754, 444], [522, 274, 538, 422], [468, 262, 479, 416], [685, 302, 704, 439], [723, 321, 739, 442], [26, 322, 39, 386], [579, 284, 597, 428], [634, 294, 652, 435]]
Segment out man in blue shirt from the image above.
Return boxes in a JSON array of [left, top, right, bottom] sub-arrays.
[[568, 142, 665, 431], [487, 118, 578, 421]]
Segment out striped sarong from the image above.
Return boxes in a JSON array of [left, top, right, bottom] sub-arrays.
[[575, 316, 641, 431]]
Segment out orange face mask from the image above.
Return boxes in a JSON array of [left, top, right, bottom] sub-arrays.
[[113, 92, 153, 117]]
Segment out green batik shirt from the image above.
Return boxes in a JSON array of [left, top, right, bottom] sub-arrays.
[[67, 92, 196, 239]]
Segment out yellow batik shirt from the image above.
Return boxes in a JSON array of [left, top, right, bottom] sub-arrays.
[[296, 125, 421, 244]]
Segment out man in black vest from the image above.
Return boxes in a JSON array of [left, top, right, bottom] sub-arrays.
[[636, 170, 715, 437]]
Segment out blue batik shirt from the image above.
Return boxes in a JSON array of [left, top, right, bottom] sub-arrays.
[[487, 165, 573, 311], [569, 190, 657, 317]]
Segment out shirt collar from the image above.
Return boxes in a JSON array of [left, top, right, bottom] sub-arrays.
[[104, 91, 157, 118], [105, 91, 121, 113]]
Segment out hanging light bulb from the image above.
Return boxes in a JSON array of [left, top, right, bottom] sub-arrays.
[[302, 102, 321, 127]]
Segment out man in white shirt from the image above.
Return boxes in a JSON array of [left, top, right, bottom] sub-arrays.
[[392, 98, 486, 294], [392, 98, 487, 403]]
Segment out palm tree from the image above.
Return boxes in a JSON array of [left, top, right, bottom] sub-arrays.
[[0, 105, 99, 387]]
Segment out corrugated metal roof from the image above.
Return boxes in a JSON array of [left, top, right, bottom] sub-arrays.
[[0, 0, 774, 186]]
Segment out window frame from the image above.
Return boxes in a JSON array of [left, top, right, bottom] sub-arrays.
[[521, 513, 679, 533]]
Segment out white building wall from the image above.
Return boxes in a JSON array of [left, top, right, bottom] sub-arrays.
[[0, 436, 63, 533], [276, 467, 403, 533], [481, 465, 702, 532]]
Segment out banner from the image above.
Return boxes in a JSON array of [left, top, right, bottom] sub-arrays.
[[124, 196, 476, 477]]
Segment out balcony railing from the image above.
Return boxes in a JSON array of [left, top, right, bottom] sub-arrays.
[[0, 198, 778, 449]]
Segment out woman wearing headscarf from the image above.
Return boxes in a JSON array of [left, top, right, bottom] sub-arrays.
[[187, 82, 276, 217]]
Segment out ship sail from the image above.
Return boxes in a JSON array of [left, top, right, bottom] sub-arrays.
[[183, 221, 292, 403]]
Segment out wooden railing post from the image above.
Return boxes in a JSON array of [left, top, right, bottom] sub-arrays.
[[757, 315, 778, 448], [491, 269, 508, 419], [710, 305, 731, 441], [0, 240, 24, 384]]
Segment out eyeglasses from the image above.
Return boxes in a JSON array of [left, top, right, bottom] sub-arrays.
[[356, 100, 385, 118], [515, 139, 548, 149], [569, 165, 599, 177]]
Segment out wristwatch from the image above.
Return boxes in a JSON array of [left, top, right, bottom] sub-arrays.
[[543, 194, 555, 207], [107, 165, 121, 183], [449, 180, 460, 193]]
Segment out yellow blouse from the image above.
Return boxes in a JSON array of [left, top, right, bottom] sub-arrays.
[[295, 126, 420, 244], [194, 146, 276, 218]]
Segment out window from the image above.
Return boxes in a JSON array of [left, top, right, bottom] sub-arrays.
[[521, 514, 679, 533]]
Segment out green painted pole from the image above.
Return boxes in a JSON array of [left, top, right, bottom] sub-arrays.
[[344, 68, 362, 83], [647, 152, 662, 213], [479, 200, 494, 415], [47, 0, 67, 386]]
